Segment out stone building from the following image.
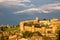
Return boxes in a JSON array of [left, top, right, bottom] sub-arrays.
[[20, 17, 60, 40]]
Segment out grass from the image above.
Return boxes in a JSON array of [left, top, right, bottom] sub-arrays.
[[5, 27, 20, 32]]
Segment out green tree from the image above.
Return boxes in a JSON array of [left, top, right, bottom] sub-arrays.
[[1, 36, 5, 40], [22, 31, 33, 38], [32, 32, 42, 36], [57, 30, 60, 40]]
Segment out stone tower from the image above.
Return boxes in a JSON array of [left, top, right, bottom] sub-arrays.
[[34, 17, 39, 23], [20, 22, 25, 32], [36, 16, 38, 20]]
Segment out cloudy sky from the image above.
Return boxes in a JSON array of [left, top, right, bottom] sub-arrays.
[[0, 0, 60, 14], [0, 0, 60, 25]]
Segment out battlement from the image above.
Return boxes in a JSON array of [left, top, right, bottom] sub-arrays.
[[20, 17, 60, 37]]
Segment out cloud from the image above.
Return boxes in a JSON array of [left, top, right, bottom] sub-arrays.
[[15, 8, 40, 13], [19, 0, 31, 2], [14, 3, 60, 14], [0, 0, 32, 7], [14, 8, 49, 14], [0, 0, 31, 2], [0, 0, 5, 2]]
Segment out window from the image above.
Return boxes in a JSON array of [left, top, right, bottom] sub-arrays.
[[47, 31, 51, 34]]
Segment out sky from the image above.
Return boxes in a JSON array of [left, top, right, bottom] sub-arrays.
[[0, 0, 60, 25], [0, 0, 60, 14]]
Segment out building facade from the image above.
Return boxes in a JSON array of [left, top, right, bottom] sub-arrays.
[[20, 17, 60, 39]]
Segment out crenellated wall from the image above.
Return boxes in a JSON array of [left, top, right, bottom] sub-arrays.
[[20, 18, 60, 37]]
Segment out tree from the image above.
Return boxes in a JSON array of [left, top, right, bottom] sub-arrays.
[[22, 31, 42, 38], [1, 36, 5, 40], [22, 31, 33, 38], [57, 30, 60, 40], [32, 32, 42, 36]]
